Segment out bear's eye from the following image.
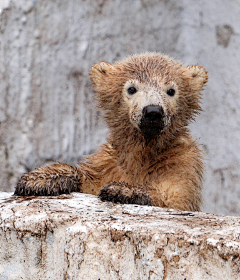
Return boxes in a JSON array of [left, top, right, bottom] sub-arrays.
[[166, 88, 175, 96], [127, 87, 137, 95]]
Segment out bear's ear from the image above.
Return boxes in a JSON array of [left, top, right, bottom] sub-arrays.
[[182, 65, 208, 90], [89, 61, 114, 86]]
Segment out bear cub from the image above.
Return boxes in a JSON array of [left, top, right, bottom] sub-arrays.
[[15, 52, 208, 211]]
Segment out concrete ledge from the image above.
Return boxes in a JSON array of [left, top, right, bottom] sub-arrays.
[[0, 192, 240, 280]]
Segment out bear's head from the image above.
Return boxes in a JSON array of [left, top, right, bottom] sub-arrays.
[[90, 52, 208, 140]]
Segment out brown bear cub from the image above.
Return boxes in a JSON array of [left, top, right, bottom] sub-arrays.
[[15, 52, 208, 211]]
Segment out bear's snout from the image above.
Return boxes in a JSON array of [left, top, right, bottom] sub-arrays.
[[142, 105, 164, 123], [139, 105, 165, 137]]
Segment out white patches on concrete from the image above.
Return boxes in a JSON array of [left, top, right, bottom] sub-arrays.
[[0, 0, 10, 13], [207, 238, 219, 246], [66, 224, 88, 234], [78, 41, 89, 54]]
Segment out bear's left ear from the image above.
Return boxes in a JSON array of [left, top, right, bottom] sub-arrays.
[[89, 61, 114, 86], [182, 65, 208, 90]]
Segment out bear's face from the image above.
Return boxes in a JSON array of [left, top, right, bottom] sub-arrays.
[[90, 53, 208, 139], [122, 77, 178, 137]]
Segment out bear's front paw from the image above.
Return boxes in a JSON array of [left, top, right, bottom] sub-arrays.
[[15, 173, 73, 196], [14, 163, 82, 196], [98, 181, 153, 206]]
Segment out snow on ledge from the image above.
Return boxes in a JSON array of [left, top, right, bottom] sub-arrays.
[[0, 191, 240, 280]]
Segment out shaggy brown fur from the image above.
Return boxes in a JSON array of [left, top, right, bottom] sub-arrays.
[[15, 52, 208, 211]]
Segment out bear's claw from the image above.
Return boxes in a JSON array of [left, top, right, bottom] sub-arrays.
[[14, 163, 82, 196], [98, 181, 153, 206], [14, 175, 75, 196]]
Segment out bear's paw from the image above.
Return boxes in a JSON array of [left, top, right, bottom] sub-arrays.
[[98, 181, 153, 206]]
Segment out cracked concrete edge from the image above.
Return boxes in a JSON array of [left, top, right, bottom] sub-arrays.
[[0, 192, 240, 280]]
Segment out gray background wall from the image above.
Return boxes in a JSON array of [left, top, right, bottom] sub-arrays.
[[0, 0, 239, 216]]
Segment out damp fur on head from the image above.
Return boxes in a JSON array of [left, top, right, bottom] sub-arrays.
[[89, 52, 208, 144]]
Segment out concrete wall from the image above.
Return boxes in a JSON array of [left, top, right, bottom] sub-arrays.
[[1, 192, 240, 280], [0, 0, 240, 216]]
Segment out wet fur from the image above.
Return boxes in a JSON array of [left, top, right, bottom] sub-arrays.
[[15, 52, 208, 211]]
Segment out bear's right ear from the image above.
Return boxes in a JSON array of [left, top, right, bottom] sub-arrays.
[[89, 61, 114, 86]]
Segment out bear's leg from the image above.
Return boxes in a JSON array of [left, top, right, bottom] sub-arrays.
[[14, 162, 82, 196], [99, 182, 165, 207]]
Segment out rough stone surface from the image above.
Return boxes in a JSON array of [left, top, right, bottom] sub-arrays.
[[0, 0, 240, 216], [0, 191, 240, 280]]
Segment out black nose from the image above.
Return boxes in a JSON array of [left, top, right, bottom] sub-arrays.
[[142, 105, 164, 122]]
